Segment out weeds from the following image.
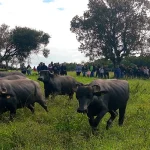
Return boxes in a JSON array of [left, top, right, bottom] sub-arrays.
[[0, 72, 150, 149]]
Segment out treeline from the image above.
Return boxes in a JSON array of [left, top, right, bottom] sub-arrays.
[[65, 55, 150, 71], [1, 56, 149, 72], [94, 56, 150, 69]]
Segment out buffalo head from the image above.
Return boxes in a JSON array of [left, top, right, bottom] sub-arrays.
[[38, 70, 54, 82], [76, 84, 108, 114], [0, 84, 12, 100]]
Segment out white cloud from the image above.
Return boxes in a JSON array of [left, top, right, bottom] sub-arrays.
[[0, 0, 89, 67]]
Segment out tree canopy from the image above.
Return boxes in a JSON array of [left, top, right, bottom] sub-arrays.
[[0, 24, 50, 64], [70, 0, 150, 66]]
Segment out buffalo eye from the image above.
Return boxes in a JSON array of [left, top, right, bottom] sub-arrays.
[[6, 95, 11, 99]]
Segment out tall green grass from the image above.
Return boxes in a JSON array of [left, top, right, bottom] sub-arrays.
[[0, 72, 150, 150]]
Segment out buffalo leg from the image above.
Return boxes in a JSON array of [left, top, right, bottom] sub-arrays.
[[45, 90, 49, 99], [27, 104, 35, 113], [6, 103, 16, 121], [9, 109, 16, 121], [69, 93, 73, 100], [68, 90, 74, 100], [119, 105, 127, 126], [89, 110, 107, 129], [88, 116, 94, 127], [88, 116, 98, 132], [37, 101, 48, 112], [106, 110, 118, 130], [51, 94, 55, 100]]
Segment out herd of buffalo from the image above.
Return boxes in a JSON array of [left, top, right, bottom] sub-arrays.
[[0, 70, 129, 131]]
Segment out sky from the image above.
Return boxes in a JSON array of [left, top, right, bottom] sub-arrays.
[[0, 0, 89, 67]]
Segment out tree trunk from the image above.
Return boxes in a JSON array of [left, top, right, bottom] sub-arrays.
[[5, 60, 9, 71]]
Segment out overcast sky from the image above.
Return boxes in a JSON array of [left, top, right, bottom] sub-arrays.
[[0, 0, 89, 67]]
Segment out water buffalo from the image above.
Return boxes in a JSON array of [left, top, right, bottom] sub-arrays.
[[0, 79, 48, 120], [76, 79, 129, 130], [0, 75, 26, 80], [0, 71, 25, 77], [38, 70, 83, 99]]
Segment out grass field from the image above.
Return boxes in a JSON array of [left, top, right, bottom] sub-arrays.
[[0, 72, 150, 150]]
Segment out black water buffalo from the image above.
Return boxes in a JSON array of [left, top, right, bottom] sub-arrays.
[[0, 71, 25, 77], [76, 79, 129, 130], [0, 75, 26, 80], [0, 79, 48, 120], [38, 70, 82, 99]]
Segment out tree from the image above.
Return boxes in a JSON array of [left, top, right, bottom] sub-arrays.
[[70, 0, 150, 67], [43, 48, 50, 58], [0, 24, 51, 67], [9, 56, 20, 69]]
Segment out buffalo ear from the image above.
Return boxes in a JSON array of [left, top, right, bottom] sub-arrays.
[[73, 82, 84, 92], [92, 85, 108, 96], [92, 85, 101, 93]]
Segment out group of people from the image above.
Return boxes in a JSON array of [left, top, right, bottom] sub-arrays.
[[37, 62, 67, 75], [76, 63, 150, 79], [20, 62, 67, 76], [20, 63, 32, 75], [76, 64, 110, 79], [20, 61, 150, 79], [114, 65, 150, 79]]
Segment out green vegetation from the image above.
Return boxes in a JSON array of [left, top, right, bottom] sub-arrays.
[[0, 72, 150, 150]]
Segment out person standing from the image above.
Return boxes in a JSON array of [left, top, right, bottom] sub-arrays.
[[99, 66, 104, 78], [114, 65, 121, 79], [90, 64, 94, 77], [104, 65, 109, 79], [20, 63, 26, 75], [27, 65, 32, 75], [76, 64, 82, 76], [82, 64, 88, 77]]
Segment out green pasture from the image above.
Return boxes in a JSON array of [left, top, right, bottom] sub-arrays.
[[0, 72, 150, 150]]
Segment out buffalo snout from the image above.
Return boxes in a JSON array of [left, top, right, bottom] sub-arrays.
[[77, 108, 87, 114], [38, 77, 44, 81]]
